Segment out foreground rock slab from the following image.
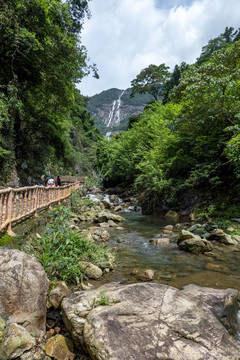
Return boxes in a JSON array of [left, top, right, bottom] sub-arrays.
[[0, 249, 49, 338], [62, 282, 240, 360]]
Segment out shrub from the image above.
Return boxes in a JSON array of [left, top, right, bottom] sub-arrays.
[[24, 206, 114, 284]]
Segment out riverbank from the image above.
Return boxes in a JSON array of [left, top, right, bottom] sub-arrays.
[[1, 187, 240, 359]]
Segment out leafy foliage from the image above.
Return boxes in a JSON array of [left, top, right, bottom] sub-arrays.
[[96, 292, 110, 306], [162, 62, 189, 104], [96, 30, 240, 217], [130, 64, 170, 100], [97, 102, 181, 188], [24, 204, 114, 284], [196, 26, 240, 66], [0, 0, 99, 184]]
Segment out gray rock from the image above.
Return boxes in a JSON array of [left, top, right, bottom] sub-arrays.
[[113, 206, 122, 212], [99, 222, 110, 228], [101, 199, 111, 209], [149, 237, 170, 246], [84, 226, 110, 242], [139, 269, 155, 281], [20, 347, 51, 360], [62, 282, 240, 360], [178, 238, 214, 253], [207, 229, 238, 245], [188, 223, 218, 237], [182, 284, 240, 336], [109, 195, 119, 205], [0, 249, 49, 338], [0, 323, 35, 360], [96, 211, 125, 223], [108, 220, 117, 227], [233, 235, 240, 244], [231, 218, 240, 224], [164, 225, 174, 231], [84, 264, 103, 280], [164, 210, 178, 218], [48, 281, 71, 309], [177, 229, 201, 243]]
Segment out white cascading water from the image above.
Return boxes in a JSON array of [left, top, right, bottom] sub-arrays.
[[106, 90, 125, 128], [105, 131, 112, 139], [106, 100, 117, 127]]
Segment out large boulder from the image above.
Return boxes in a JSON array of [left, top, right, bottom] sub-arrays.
[[181, 284, 240, 335], [0, 249, 49, 338], [62, 282, 240, 360], [188, 223, 218, 238], [177, 229, 201, 243], [178, 238, 214, 253], [95, 211, 125, 224]]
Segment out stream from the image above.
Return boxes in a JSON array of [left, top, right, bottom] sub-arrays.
[[92, 210, 240, 290]]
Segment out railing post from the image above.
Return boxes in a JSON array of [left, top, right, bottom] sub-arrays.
[[7, 188, 15, 237], [34, 186, 39, 217]]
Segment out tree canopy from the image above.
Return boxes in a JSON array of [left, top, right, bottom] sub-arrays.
[[130, 64, 170, 101], [0, 0, 99, 184]]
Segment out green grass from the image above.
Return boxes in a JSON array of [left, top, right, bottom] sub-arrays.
[[22, 204, 115, 284]]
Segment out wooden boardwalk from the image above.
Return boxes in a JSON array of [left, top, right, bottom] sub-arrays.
[[0, 182, 81, 236]]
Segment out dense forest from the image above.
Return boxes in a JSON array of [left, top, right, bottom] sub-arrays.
[[0, 0, 101, 185], [97, 27, 240, 218]]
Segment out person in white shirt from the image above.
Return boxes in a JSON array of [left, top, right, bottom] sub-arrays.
[[47, 176, 55, 187]]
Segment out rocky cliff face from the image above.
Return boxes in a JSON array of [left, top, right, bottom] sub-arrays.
[[87, 88, 153, 137]]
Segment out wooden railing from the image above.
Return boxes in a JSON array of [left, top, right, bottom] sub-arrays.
[[0, 183, 80, 236], [60, 176, 86, 184]]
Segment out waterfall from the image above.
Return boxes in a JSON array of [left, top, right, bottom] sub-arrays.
[[106, 100, 117, 127], [106, 131, 112, 139], [106, 90, 125, 128]]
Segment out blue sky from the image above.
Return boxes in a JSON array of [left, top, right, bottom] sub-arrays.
[[79, 0, 240, 97]]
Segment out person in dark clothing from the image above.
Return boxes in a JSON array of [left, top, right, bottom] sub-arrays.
[[44, 173, 50, 186], [57, 176, 61, 186]]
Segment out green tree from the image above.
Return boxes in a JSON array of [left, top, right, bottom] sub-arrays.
[[97, 102, 181, 188], [162, 62, 188, 104], [130, 64, 170, 101], [170, 40, 240, 187], [196, 26, 240, 66], [0, 0, 97, 183]]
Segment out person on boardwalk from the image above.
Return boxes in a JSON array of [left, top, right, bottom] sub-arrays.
[[44, 173, 50, 186], [47, 175, 55, 187], [57, 175, 61, 187]]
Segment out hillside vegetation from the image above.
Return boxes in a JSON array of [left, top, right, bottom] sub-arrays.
[[97, 28, 240, 218], [0, 0, 100, 185]]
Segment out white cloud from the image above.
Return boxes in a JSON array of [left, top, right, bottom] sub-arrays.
[[79, 0, 240, 96]]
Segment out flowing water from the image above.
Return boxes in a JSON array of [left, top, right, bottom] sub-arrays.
[[96, 210, 240, 290]]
